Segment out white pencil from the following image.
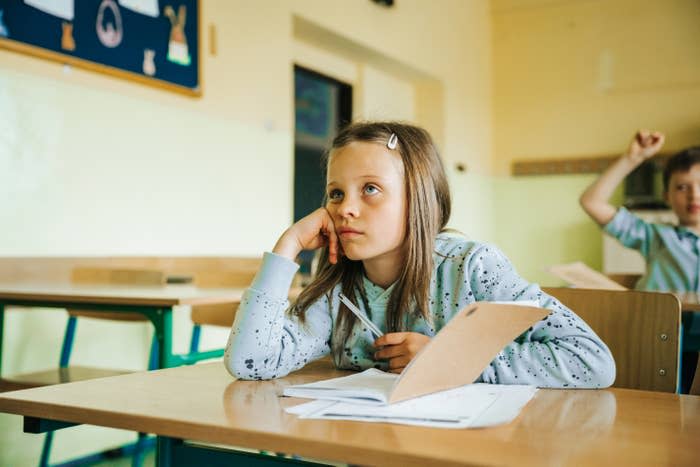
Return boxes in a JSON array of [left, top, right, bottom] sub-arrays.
[[338, 293, 384, 338]]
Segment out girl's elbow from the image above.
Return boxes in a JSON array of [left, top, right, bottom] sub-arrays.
[[587, 353, 617, 388], [224, 356, 250, 380], [224, 355, 286, 381]]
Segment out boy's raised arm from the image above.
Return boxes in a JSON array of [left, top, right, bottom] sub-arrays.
[[579, 130, 665, 225]]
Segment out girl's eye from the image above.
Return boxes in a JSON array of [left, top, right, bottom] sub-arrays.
[[363, 184, 379, 195], [676, 184, 688, 191], [328, 189, 343, 201]]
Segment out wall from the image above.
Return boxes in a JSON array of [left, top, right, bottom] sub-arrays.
[[0, 1, 493, 465], [491, 0, 700, 283]]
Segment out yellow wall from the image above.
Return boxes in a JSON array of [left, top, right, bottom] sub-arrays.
[[491, 0, 700, 283], [0, 1, 492, 465], [4, 0, 698, 462]]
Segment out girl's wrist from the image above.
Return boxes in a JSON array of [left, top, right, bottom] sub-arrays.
[[272, 232, 301, 261]]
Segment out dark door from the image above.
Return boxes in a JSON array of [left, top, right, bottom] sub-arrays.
[[294, 66, 352, 273]]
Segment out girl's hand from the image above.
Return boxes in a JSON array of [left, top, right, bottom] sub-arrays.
[[374, 332, 431, 374], [272, 207, 341, 264], [625, 130, 665, 164]]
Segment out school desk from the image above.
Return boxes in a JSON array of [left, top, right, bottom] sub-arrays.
[[0, 281, 246, 389], [0, 360, 698, 467]]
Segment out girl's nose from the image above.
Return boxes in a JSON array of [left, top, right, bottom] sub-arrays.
[[337, 196, 359, 218]]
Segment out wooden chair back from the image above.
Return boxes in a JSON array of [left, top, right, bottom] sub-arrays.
[[543, 287, 681, 393], [69, 267, 165, 321], [190, 270, 258, 327]]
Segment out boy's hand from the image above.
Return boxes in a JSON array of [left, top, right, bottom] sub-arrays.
[[625, 130, 665, 164], [374, 332, 431, 374], [273, 207, 341, 264]]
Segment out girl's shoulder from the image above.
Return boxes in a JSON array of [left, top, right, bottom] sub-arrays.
[[435, 231, 487, 263]]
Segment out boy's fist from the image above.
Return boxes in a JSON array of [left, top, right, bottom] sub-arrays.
[[626, 130, 665, 164]]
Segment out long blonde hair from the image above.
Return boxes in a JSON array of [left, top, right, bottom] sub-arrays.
[[291, 121, 452, 361]]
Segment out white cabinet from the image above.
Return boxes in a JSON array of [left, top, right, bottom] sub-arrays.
[[602, 210, 677, 274]]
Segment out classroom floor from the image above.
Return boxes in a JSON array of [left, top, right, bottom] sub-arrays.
[[93, 452, 154, 467], [89, 447, 347, 466]]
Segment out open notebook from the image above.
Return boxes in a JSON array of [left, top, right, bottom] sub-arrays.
[[284, 301, 549, 404]]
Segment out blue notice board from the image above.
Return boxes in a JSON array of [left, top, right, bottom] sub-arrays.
[[0, 0, 200, 96]]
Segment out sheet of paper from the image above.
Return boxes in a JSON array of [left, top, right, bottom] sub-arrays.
[[547, 262, 627, 290], [286, 383, 538, 429], [469, 384, 540, 428]]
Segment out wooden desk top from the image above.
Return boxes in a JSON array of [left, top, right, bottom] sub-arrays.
[[0, 361, 698, 466], [0, 282, 246, 307]]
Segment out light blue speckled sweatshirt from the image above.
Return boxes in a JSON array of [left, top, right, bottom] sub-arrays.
[[224, 233, 616, 388]]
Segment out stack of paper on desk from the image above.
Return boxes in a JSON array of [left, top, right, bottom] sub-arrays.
[[283, 301, 548, 428], [285, 370, 538, 428]]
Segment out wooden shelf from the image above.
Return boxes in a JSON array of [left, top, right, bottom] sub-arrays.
[[512, 153, 672, 176]]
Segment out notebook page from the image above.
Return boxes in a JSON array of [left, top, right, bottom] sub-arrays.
[[283, 368, 398, 405]]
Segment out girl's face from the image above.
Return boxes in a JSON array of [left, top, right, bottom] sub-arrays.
[[326, 141, 408, 263], [665, 163, 700, 228]]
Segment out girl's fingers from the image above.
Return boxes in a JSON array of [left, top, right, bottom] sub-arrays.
[[374, 332, 408, 347], [387, 355, 411, 370], [374, 344, 405, 360], [322, 209, 339, 264]]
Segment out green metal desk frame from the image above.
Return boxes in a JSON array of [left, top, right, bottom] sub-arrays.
[[24, 416, 330, 467], [0, 300, 224, 378]]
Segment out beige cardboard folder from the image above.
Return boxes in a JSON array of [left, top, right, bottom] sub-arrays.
[[284, 302, 550, 405], [389, 302, 549, 403]]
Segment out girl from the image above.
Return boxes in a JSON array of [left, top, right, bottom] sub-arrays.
[[225, 121, 615, 388]]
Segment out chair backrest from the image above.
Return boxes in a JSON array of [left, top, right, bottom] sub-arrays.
[[69, 267, 166, 321], [543, 287, 681, 393], [193, 270, 257, 288], [190, 270, 259, 328]]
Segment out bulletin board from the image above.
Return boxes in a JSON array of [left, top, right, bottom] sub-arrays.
[[0, 0, 200, 96]]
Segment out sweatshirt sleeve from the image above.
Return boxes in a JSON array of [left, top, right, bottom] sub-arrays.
[[465, 245, 616, 388], [223, 252, 332, 380], [603, 207, 655, 258]]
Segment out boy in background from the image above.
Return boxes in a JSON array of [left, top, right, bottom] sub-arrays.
[[580, 130, 700, 392]]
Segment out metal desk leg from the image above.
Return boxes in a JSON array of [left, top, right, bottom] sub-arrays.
[[143, 307, 176, 369], [156, 436, 175, 467]]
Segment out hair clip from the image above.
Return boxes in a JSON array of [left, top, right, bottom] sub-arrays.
[[387, 133, 398, 150]]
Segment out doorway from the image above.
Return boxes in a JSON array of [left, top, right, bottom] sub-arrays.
[[293, 66, 352, 273]]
